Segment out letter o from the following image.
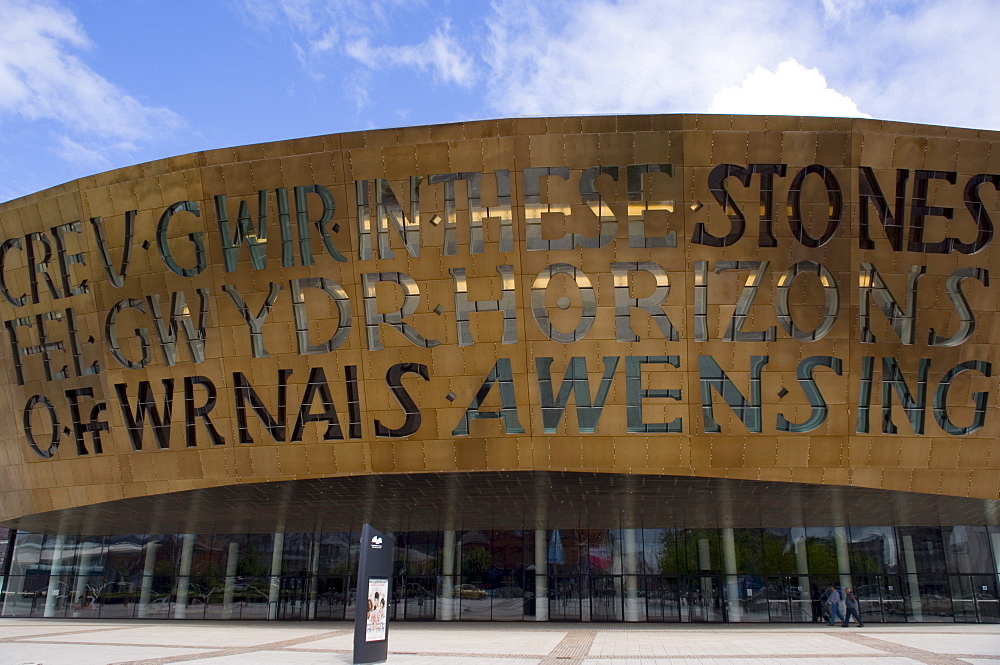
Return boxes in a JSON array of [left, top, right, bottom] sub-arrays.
[[531, 263, 596, 343], [775, 260, 839, 341], [786, 164, 842, 248], [23, 394, 60, 459]]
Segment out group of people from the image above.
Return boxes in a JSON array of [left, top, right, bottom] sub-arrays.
[[810, 583, 864, 627], [365, 590, 387, 640]]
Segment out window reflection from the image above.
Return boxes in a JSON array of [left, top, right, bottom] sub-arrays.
[[2, 522, 997, 624]]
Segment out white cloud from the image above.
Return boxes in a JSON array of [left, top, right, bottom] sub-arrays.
[[0, 1, 180, 160], [54, 135, 111, 169], [483, 0, 816, 117], [345, 20, 475, 86], [479, 0, 1000, 131], [241, 0, 473, 93], [819, 0, 865, 21], [708, 59, 869, 118], [825, 0, 1000, 130], [242, 0, 350, 65]]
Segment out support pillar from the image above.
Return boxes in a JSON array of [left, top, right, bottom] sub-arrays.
[[73, 540, 93, 609], [307, 540, 320, 620], [793, 528, 811, 621], [43, 536, 65, 618], [534, 529, 548, 621], [439, 530, 457, 621], [268, 533, 283, 621], [903, 535, 922, 620], [992, 532, 1000, 590], [721, 529, 739, 622], [623, 529, 640, 621], [834, 526, 852, 591], [175, 534, 195, 619], [137, 540, 159, 618], [696, 536, 713, 622], [222, 541, 239, 619]]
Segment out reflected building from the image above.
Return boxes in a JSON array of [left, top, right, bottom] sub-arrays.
[[0, 115, 999, 623]]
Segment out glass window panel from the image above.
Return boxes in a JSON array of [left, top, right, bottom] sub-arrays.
[[282, 532, 317, 577], [73, 535, 108, 577], [760, 528, 798, 574], [99, 535, 145, 609], [944, 526, 993, 574], [201, 581, 228, 620], [456, 530, 494, 621], [237, 575, 271, 620], [491, 530, 527, 620], [989, 526, 1000, 575], [646, 529, 681, 573], [346, 531, 362, 622], [189, 535, 225, 610], [586, 529, 617, 576], [135, 535, 176, 619], [1, 576, 35, 616], [491, 530, 526, 571], [681, 529, 721, 575], [9, 532, 44, 577], [189, 535, 219, 576], [733, 528, 763, 574], [898, 527, 947, 574], [849, 526, 899, 574], [39, 534, 73, 575], [805, 527, 839, 577], [0, 527, 12, 578], [399, 531, 440, 576], [459, 530, 492, 584], [547, 529, 586, 575], [59, 536, 105, 616], [241, 534, 275, 577]]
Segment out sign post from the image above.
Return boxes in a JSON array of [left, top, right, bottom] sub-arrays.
[[353, 524, 394, 664]]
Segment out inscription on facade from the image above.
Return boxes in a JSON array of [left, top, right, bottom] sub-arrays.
[[2, 161, 995, 458]]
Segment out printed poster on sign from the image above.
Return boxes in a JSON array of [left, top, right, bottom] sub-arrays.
[[365, 578, 388, 642]]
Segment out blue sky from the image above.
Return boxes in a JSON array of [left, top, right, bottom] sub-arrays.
[[2, 0, 999, 203]]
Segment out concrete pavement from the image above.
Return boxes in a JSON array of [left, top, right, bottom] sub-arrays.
[[1, 618, 998, 665]]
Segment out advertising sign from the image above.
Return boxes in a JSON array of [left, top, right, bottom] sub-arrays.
[[365, 578, 389, 642], [353, 524, 394, 664]]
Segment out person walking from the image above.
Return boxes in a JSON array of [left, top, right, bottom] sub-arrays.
[[842, 587, 864, 627], [810, 584, 823, 622], [826, 584, 845, 626]]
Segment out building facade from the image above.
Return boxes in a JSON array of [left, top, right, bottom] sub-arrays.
[[0, 114, 998, 623]]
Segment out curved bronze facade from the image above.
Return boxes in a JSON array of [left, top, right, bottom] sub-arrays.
[[2, 114, 999, 532]]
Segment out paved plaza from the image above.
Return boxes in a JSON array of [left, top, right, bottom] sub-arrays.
[[1, 619, 999, 665]]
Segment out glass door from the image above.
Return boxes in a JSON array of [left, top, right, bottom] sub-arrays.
[[880, 576, 907, 621], [951, 575, 978, 622], [789, 580, 813, 622], [314, 576, 348, 620], [683, 575, 724, 622], [763, 576, 795, 622], [401, 576, 436, 620], [589, 575, 623, 622], [643, 576, 681, 622], [548, 576, 582, 621], [278, 576, 308, 621], [915, 574, 953, 621], [972, 575, 1000, 623], [853, 575, 884, 623]]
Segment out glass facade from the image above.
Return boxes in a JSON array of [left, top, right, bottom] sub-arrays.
[[4, 523, 999, 623]]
